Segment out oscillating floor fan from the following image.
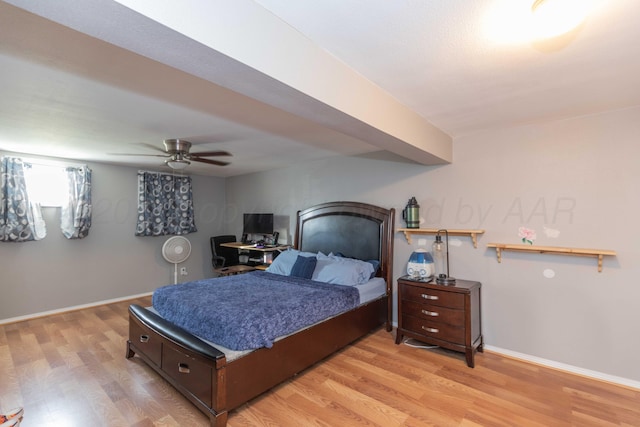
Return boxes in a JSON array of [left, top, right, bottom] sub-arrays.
[[162, 236, 192, 284]]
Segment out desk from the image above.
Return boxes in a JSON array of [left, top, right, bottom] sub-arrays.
[[213, 264, 256, 276], [220, 242, 289, 252], [220, 242, 289, 267]]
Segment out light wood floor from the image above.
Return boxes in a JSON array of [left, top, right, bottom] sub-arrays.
[[1, 296, 638, 426]]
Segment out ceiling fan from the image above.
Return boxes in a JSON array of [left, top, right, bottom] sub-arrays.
[[127, 139, 232, 170]]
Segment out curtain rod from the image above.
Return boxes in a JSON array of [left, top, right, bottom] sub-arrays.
[[137, 169, 189, 177], [2, 152, 189, 175], [9, 156, 88, 169]]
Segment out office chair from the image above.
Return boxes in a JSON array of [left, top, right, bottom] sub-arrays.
[[210, 235, 240, 268]]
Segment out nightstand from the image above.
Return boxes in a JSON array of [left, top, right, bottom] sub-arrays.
[[395, 276, 483, 368]]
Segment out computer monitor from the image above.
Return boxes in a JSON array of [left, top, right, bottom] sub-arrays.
[[243, 213, 274, 235]]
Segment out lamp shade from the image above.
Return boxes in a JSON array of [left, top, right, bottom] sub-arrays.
[[166, 159, 190, 170]]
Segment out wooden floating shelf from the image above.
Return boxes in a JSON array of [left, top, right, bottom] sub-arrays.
[[486, 243, 617, 272], [397, 228, 485, 248]]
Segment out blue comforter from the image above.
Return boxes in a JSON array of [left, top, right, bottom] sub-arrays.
[[152, 271, 360, 351]]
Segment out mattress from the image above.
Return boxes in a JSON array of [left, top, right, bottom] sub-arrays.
[[148, 276, 386, 362]]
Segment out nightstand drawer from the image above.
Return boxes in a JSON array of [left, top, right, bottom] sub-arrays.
[[402, 300, 465, 325], [403, 314, 465, 344], [401, 284, 464, 309]]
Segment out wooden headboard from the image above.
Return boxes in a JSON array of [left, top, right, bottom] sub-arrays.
[[293, 201, 395, 309]]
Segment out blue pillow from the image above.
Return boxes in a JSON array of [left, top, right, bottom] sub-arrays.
[[367, 259, 380, 278], [330, 252, 379, 278], [266, 248, 315, 276], [290, 255, 317, 279], [312, 253, 374, 286]]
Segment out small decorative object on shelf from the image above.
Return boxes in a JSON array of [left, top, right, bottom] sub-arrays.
[[518, 227, 537, 245], [432, 230, 456, 285], [486, 243, 616, 272], [402, 197, 420, 229], [397, 228, 485, 248]]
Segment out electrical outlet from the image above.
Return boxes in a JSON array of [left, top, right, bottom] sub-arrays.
[[180, 267, 188, 276]]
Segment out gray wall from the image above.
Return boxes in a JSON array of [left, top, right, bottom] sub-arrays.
[[0, 160, 226, 319], [2, 105, 638, 384], [226, 106, 640, 383]]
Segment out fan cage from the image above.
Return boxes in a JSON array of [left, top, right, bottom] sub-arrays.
[[162, 236, 191, 264]]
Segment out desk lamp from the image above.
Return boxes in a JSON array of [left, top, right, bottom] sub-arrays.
[[432, 229, 456, 285]]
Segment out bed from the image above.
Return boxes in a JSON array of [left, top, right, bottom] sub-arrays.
[[126, 201, 394, 427]]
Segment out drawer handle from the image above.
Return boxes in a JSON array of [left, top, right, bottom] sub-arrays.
[[178, 363, 190, 374], [421, 294, 439, 300], [139, 335, 149, 343], [422, 326, 439, 334], [421, 309, 439, 317]]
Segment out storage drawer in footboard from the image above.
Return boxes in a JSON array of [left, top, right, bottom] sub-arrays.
[[162, 345, 213, 407], [129, 314, 162, 366]]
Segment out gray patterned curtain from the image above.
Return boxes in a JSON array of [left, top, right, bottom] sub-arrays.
[[0, 157, 41, 242], [135, 171, 197, 236], [61, 166, 92, 239]]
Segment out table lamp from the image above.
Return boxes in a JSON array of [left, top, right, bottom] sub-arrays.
[[432, 229, 456, 285]]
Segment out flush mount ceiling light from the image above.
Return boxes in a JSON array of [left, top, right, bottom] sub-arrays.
[[531, 0, 594, 39], [483, 0, 602, 45]]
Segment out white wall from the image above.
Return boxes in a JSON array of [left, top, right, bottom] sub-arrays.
[[226, 106, 640, 383], [0, 158, 227, 320]]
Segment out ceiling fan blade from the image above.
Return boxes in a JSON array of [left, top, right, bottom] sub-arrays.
[[109, 152, 169, 157], [109, 142, 170, 157], [190, 150, 232, 157], [140, 143, 169, 154], [191, 157, 230, 166]]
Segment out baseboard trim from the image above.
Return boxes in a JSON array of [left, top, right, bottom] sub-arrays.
[[484, 345, 640, 391], [391, 323, 639, 391], [0, 292, 153, 326]]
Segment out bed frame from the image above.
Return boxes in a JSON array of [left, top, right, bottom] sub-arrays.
[[126, 201, 394, 426]]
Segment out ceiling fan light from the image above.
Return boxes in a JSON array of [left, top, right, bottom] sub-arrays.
[[166, 159, 190, 170], [531, 0, 592, 38]]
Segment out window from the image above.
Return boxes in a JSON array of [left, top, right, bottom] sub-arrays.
[[24, 164, 68, 207], [1, 156, 92, 241], [135, 171, 197, 236]]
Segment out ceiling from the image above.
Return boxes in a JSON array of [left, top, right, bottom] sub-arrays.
[[1, 0, 638, 177]]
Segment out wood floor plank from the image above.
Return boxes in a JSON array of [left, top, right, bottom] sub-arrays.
[[244, 391, 324, 427], [315, 357, 452, 422], [1, 296, 639, 427]]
